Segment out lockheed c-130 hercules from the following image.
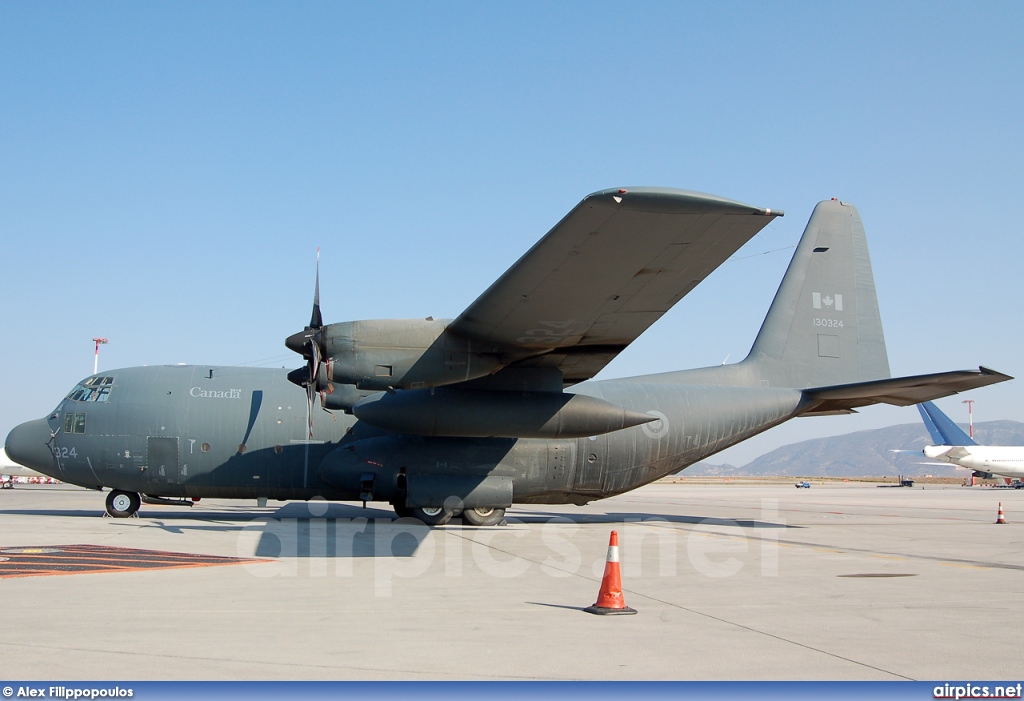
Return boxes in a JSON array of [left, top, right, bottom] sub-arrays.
[[4, 188, 1011, 524]]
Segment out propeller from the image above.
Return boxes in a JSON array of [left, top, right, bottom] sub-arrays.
[[286, 248, 332, 438]]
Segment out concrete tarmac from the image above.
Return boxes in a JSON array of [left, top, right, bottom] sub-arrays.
[[1, 481, 1022, 680]]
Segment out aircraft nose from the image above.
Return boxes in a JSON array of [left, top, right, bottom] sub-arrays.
[[5, 419, 55, 473]]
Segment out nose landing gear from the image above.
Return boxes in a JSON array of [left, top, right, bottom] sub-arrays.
[[105, 490, 141, 518]]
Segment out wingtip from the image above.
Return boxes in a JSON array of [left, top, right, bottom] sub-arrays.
[[979, 366, 1014, 381]]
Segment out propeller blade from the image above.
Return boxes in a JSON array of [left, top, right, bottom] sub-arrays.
[[310, 247, 323, 330], [288, 247, 334, 439], [310, 338, 322, 380], [306, 383, 315, 439]]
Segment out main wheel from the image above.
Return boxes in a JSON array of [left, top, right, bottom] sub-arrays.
[[411, 506, 453, 526], [462, 506, 506, 527], [391, 502, 414, 519], [105, 490, 141, 518]]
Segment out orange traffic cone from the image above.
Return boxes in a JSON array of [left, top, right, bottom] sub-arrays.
[[584, 530, 637, 615], [996, 502, 1007, 524]]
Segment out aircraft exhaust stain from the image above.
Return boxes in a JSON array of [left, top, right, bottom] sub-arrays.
[[0, 544, 269, 579], [239, 389, 264, 453]]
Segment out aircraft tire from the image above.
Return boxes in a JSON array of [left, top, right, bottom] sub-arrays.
[[411, 506, 453, 526], [462, 507, 505, 527], [105, 490, 141, 518]]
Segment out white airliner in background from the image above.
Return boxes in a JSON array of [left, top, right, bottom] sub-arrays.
[[917, 401, 1024, 482], [1, 454, 49, 488]]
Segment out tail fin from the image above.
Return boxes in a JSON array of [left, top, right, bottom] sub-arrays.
[[743, 199, 890, 388], [918, 402, 946, 444], [918, 401, 977, 446]]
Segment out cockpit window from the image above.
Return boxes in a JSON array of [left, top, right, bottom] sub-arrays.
[[63, 412, 86, 434], [66, 376, 115, 402]]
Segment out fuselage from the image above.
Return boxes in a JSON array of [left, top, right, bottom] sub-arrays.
[[923, 444, 1024, 480], [5, 364, 804, 506]]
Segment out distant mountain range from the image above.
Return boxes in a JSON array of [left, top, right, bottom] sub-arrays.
[[684, 420, 1024, 477]]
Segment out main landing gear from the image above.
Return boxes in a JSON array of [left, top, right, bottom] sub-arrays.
[[411, 506, 454, 526], [105, 489, 141, 518], [390, 502, 506, 527], [462, 506, 506, 527]]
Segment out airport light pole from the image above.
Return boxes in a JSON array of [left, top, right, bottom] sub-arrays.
[[93, 337, 108, 375], [962, 399, 975, 439]]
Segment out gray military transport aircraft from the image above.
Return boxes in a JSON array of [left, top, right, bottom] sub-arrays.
[[4, 188, 1011, 524]]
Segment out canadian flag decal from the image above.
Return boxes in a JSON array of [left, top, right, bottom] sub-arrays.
[[812, 292, 843, 311]]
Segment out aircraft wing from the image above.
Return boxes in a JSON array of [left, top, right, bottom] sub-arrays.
[[450, 187, 781, 384], [798, 366, 1012, 415]]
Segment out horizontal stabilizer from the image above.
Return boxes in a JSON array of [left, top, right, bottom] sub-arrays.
[[798, 366, 1011, 415]]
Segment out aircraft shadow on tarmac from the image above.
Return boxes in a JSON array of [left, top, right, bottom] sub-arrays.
[[511, 511, 803, 529], [0, 502, 800, 561]]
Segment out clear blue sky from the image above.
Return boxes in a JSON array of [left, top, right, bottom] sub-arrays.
[[3, 2, 1022, 465]]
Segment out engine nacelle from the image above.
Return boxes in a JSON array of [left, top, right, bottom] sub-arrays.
[[351, 387, 657, 438], [321, 318, 505, 391]]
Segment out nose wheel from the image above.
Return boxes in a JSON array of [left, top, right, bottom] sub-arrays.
[[105, 490, 141, 518]]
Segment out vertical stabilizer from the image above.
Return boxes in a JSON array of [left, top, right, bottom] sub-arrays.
[[918, 402, 946, 444], [919, 401, 977, 446], [744, 199, 890, 388]]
